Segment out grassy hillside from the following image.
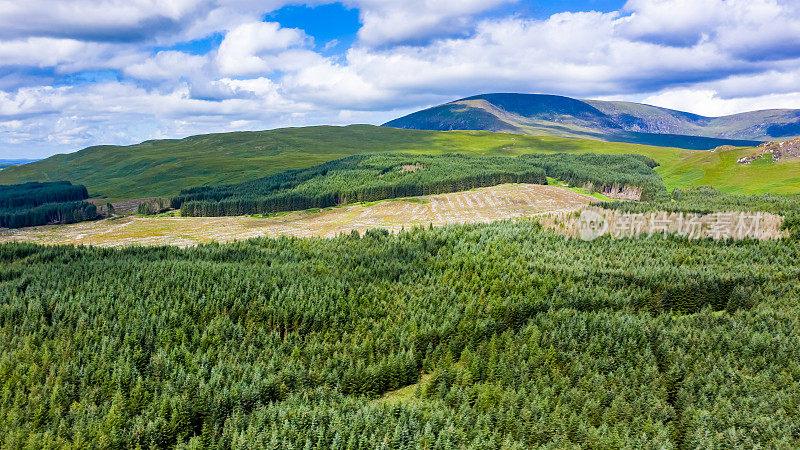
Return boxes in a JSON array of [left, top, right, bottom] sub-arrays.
[[0, 125, 674, 200], [0, 124, 797, 201], [657, 147, 800, 195]]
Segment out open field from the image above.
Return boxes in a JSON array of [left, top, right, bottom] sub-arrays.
[[0, 184, 595, 247]]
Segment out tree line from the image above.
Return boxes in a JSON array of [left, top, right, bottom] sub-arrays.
[[0, 181, 88, 209], [1, 219, 797, 447], [519, 152, 666, 200], [172, 153, 664, 217], [0, 181, 97, 228]]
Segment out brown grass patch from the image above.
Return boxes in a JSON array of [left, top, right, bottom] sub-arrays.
[[0, 184, 596, 247], [400, 163, 424, 173]]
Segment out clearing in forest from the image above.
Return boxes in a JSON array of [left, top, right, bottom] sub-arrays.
[[0, 183, 594, 247]]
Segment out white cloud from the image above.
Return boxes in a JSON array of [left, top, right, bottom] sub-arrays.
[[641, 88, 800, 117], [2, 0, 800, 158], [710, 68, 800, 99], [619, 0, 725, 45], [620, 0, 800, 60], [0, 0, 210, 41], [0, 86, 68, 118], [351, 0, 516, 46], [281, 56, 392, 109], [0, 38, 115, 69], [338, 12, 735, 100], [124, 51, 209, 81], [216, 22, 308, 76], [176, 0, 290, 43]]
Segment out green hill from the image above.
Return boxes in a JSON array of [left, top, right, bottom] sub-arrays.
[[383, 93, 800, 147], [0, 125, 675, 200], [0, 124, 797, 201]]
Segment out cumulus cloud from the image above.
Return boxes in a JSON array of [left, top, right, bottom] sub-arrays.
[[0, 81, 304, 148], [2, 0, 800, 157], [349, 0, 516, 46], [0, 0, 209, 42], [0, 86, 64, 118], [620, 0, 800, 60], [0, 38, 89, 68], [619, 0, 724, 46], [216, 22, 308, 76], [709, 68, 800, 99], [0, 38, 144, 72], [340, 12, 738, 99], [124, 51, 209, 82]]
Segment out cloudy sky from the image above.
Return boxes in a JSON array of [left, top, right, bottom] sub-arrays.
[[2, 0, 800, 158]]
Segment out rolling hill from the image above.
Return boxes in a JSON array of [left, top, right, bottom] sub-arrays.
[[0, 125, 678, 200], [383, 93, 800, 148], [0, 124, 798, 201]]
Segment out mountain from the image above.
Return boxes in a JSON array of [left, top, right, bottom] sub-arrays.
[[383, 93, 800, 149]]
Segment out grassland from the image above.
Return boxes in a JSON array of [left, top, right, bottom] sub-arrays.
[[656, 146, 800, 195], [0, 125, 796, 201], [546, 177, 613, 200]]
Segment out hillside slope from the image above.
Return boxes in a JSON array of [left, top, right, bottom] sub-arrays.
[[0, 125, 680, 200], [383, 93, 799, 147], [1, 124, 797, 200]]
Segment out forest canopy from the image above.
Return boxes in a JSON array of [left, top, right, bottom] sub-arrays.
[[0, 181, 96, 228], [3, 151, 799, 448], [1, 222, 798, 448]]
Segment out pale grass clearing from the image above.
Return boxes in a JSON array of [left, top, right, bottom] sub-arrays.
[[379, 374, 432, 406], [541, 206, 786, 240], [0, 184, 596, 247]]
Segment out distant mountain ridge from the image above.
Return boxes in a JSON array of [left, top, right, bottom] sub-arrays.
[[0, 159, 39, 169], [383, 93, 800, 149]]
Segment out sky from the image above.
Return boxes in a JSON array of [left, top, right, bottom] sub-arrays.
[[2, 0, 800, 158]]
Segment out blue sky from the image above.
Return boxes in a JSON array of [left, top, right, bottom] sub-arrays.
[[1, 0, 800, 158]]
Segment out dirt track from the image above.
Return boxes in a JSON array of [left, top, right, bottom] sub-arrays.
[[0, 184, 595, 247]]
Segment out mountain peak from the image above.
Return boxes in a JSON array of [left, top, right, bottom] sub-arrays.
[[383, 93, 800, 149]]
